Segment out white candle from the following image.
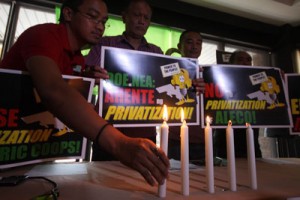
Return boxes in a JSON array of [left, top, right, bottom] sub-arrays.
[[158, 104, 169, 197], [155, 125, 161, 148], [246, 123, 257, 190], [226, 120, 237, 191], [204, 116, 214, 193], [180, 108, 189, 196]]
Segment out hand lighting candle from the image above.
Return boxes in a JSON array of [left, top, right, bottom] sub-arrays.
[[204, 116, 214, 193], [180, 108, 189, 196], [158, 104, 169, 197], [226, 120, 236, 191], [246, 123, 257, 190]]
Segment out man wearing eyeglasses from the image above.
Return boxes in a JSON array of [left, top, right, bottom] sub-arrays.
[[85, 0, 163, 161], [0, 0, 169, 187], [86, 0, 163, 66]]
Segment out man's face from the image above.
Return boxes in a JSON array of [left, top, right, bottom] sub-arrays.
[[233, 52, 252, 66], [70, 0, 108, 46], [123, 1, 152, 39], [178, 32, 202, 58]]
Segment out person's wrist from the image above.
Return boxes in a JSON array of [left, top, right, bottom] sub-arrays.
[[94, 123, 110, 146], [97, 124, 127, 158]]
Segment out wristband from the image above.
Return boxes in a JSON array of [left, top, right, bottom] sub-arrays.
[[94, 123, 110, 145]]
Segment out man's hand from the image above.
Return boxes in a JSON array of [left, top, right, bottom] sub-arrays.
[[115, 137, 170, 186], [83, 65, 109, 83], [192, 78, 205, 94], [192, 67, 205, 95]]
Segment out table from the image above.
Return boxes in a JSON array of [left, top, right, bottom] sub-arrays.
[[1, 158, 300, 199]]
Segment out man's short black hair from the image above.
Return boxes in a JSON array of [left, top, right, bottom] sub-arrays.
[[229, 50, 252, 64], [123, 0, 152, 15], [59, 0, 84, 23], [179, 30, 202, 44]]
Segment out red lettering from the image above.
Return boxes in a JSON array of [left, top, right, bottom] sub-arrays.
[[8, 109, 18, 127], [148, 90, 154, 104], [215, 84, 223, 98], [104, 88, 154, 105], [104, 93, 114, 103], [140, 89, 148, 104], [132, 89, 140, 104], [124, 88, 131, 104], [0, 108, 19, 127], [0, 108, 6, 127], [205, 83, 214, 98], [293, 117, 300, 132], [205, 83, 224, 98], [115, 92, 123, 103]]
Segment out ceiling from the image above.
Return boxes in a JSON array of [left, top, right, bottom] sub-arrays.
[[179, 0, 300, 26]]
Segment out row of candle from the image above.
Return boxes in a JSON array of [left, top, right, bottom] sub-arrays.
[[204, 117, 258, 193], [158, 105, 189, 197], [158, 105, 257, 197]]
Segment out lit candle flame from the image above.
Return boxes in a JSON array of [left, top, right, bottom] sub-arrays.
[[181, 108, 185, 123], [246, 122, 251, 128], [163, 104, 168, 121], [228, 120, 232, 126], [206, 116, 211, 125]]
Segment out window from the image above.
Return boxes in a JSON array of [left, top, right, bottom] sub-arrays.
[[0, 2, 10, 59], [102, 15, 183, 54], [1, 2, 56, 58], [14, 5, 55, 42], [104, 16, 219, 65], [199, 40, 219, 65], [2, 2, 274, 70]]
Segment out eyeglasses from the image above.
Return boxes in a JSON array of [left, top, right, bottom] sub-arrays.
[[76, 11, 110, 29]]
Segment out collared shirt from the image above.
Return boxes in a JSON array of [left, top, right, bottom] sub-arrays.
[[0, 23, 85, 75], [85, 33, 163, 65]]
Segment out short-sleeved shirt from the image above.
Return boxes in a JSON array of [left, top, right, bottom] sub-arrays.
[[85, 33, 163, 65], [0, 23, 85, 76]]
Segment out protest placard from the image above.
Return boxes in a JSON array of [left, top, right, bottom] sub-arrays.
[[99, 47, 199, 127], [0, 69, 94, 169], [202, 65, 292, 128]]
